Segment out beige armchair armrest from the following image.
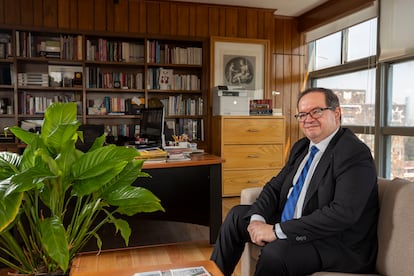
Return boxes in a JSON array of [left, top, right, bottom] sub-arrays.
[[240, 187, 263, 205]]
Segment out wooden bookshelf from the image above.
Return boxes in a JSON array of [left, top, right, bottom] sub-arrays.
[[0, 28, 209, 150]]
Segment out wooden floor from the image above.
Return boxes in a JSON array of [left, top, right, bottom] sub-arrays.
[[0, 197, 241, 276]]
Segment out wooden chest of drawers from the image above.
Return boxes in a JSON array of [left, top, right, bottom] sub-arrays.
[[211, 116, 286, 196]]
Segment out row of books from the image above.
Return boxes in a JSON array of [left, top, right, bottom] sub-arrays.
[[146, 68, 200, 90], [160, 95, 204, 116], [0, 33, 12, 59], [15, 31, 82, 60], [85, 67, 144, 89], [19, 93, 77, 115], [87, 96, 143, 115], [17, 73, 48, 87], [86, 39, 145, 62], [105, 123, 139, 139], [147, 40, 202, 65], [250, 99, 273, 115], [166, 118, 204, 141]]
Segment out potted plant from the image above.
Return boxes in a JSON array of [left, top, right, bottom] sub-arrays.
[[0, 102, 164, 275]]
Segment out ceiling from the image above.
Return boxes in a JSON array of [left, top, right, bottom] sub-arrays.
[[174, 0, 330, 16]]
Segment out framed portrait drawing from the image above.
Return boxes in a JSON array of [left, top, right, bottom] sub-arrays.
[[211, 36, 270, 99]]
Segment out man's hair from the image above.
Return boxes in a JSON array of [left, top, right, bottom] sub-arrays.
[[297, 87, 340, 109]]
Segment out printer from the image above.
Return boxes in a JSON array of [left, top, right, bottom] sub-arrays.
[[213, 86, 250, 115]]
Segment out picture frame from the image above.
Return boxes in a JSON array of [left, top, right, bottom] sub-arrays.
[[211, 36, 270, 99]]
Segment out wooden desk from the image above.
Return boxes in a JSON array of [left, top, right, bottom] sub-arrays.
[[138, 154, 222, 244], [71, 242, 223, 276]]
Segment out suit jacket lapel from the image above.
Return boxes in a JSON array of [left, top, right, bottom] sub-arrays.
[[302, 128, 344, 209], [303, 151, 331, 208]]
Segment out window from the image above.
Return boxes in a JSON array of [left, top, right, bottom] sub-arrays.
[[346, 19, 377, 62], [388, 60, 414, 127], [313, 32, 342, 70], [314, 69, 376, 126], [383, 59, 414, 180], [309, 18, 377, 155]]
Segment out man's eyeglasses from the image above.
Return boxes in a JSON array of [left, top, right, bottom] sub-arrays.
[[294, 107, 335, 122]]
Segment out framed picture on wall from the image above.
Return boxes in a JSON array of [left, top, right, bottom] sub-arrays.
[[211, 36, 270, 99]]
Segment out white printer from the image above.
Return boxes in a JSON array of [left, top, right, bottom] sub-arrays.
[[213, 86, 250, 115]]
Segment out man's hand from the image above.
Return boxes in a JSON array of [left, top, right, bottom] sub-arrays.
[[247, 220, 277, 246]]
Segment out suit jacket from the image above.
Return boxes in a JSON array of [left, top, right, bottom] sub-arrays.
[[247, 128, 379, 273]]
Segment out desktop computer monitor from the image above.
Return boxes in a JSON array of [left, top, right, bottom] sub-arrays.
[[138, 107, 165, 148], [76, 124, 105, 152]]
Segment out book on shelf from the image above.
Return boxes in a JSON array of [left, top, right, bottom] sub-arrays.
[[134, 265, 211, 276], [18, 73, 49, 87]]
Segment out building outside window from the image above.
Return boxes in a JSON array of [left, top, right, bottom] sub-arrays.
[[306, 16, 413, 181]]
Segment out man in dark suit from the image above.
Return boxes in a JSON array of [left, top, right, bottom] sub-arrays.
[[211, 87, 379, 275]]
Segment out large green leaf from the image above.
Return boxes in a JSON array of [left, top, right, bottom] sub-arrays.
[[0, 152, 21, 179], [41, 102, 80, 154], [7, 166, 57, 196], [109, 217, 131, 246], [71, 145, 138, 180], [73, 162, 127, 196], [100, 159, 148, 196], [8, 126, 38, 146], [109, 186, 164, 215], [40, 216, 69, 272], [0, 178, 23, 232]]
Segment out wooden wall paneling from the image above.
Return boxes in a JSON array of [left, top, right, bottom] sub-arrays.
[[0, 0, 4, 24], [106, 0, 115, 32], [208, 7, 219, 37], [58, 0, 71, 29], [273, 17, 284, 54], [43, 0, 58, 28], [263, 11, 275, 41], [218, 8, 226, 36], [256, 10, 265, 39], [68, 0, 78, 30], [4, 0, 21, 25], [168, 3, 178, 36], [128, 0, 141, 33], [93, 0, 106, 31], [78, 0, 94, 31], [283, 19, 292, 55], [20, 0, 34, 26], [138, 0, 146, 33], [159, 1, 171, 35], [188, 5, 196, 37], [146, 1, 160, 34], [290, 18, 301, 56], [177, 5, 190, 36], [246, 10, 258, 39], [32, 0, 43, 27], [195, 5, 209, 37], [224, 8, 238, 37], [237, 8, 247, 38], [113, 0, 129, 33]]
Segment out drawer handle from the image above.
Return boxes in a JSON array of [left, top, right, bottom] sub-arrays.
[[247, 180, 260, 184], [247, 155, 259, 158], [247, 129, 260, 132]]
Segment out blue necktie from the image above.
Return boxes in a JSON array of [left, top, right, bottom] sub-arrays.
[[281, 145, 319, 222]]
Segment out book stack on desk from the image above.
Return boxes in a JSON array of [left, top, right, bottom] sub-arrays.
[[167, 152, 191, 162], [135, 147, 168, 163]]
